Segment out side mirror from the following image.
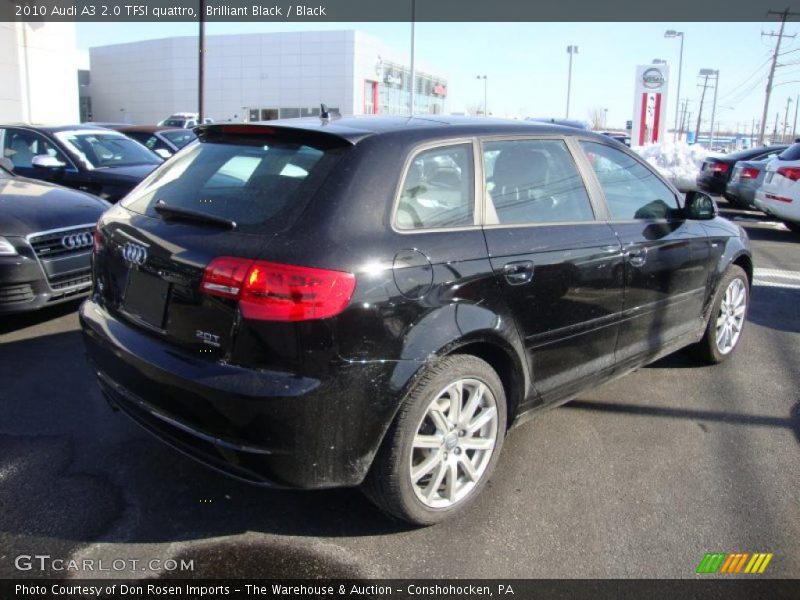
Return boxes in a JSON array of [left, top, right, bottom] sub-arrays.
[[31, 155, 67, 170], [0, 157, 14, 173], [685, 191, 718, 220], [154, 148, 172, 159]]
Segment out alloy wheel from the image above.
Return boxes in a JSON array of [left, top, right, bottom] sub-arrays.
[[409, 378, 499, 509], [715, 278, 747, 355]]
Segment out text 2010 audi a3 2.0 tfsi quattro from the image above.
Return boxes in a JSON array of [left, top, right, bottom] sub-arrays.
[[80, 117, 752, 525]]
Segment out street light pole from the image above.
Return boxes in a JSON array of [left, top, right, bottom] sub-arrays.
[[665, 30, 684, 141], [566, 45, 578, 118], [476, 75, 487, 116], [783, 97, 792, 142], [198, 0, 205, 123], [409, 0, 416, 115], [708, 70, 719, 150]]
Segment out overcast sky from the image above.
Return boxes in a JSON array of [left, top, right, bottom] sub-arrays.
[[77, 21, 798, 132]]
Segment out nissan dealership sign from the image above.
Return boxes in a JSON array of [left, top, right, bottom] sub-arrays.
[[632, 64, 669, 146]]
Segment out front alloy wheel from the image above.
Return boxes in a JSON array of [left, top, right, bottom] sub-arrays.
[[715, 278, 746, 355]]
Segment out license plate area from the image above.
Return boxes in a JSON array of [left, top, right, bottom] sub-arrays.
[[123, 269, 170, 329]]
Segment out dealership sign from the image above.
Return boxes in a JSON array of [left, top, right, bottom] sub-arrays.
[[632, 64, 669, 146]]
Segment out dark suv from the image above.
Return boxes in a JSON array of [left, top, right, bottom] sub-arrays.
[[80, 117, 752, 525]]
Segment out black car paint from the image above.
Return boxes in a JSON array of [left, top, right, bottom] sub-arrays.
[[696, 145, 786, 195], [80, 117, 752, 489], [0, 170, 109, 312], [0, 125, 161, 202]]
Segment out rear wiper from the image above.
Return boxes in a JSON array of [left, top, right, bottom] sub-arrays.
[[154, 201, 237, 230]]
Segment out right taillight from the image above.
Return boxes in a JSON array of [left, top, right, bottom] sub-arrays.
[[777, 166, 800, 181], [739, 167, 760, 180], [709, 162, 729, 174], [201, 257, 356, 321]]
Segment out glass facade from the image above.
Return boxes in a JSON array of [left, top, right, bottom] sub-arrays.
[[376, 60, 447, 115]]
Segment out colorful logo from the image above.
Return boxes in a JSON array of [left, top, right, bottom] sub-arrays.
[[697, 552, 773, 574]]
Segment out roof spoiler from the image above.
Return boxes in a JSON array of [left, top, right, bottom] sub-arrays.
[[194, 123, 356, 148]]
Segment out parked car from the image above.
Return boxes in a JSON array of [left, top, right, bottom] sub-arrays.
[[81, 117, 752, 525], [0, 125, 162, 202], [158, 113, 213, 129], [696, 145, 786, 195], [724, 159, 775, 209], [754, 142, 800, 233], [0, 160, 108, 312], [599, 131, 631, 146], [101, 125, 197, 159]]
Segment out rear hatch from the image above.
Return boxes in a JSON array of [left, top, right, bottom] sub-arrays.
[[93, 125, 352, 361]]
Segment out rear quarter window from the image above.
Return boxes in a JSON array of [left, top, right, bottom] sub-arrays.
[[122, 139, 344, 233]]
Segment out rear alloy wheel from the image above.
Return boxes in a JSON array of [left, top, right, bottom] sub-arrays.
[[363, 355, 507, 525], [692, 265, 749, 363]]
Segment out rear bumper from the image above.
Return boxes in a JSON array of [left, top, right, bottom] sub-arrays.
[[79, 298, 417, 489], [754, 190, 800, 224], [696, 173, 727, 194], [0, 253, 90, 313], [724, 182, 757, 206]]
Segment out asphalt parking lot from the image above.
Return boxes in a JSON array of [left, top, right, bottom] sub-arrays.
[[1, 199, 798, 580]]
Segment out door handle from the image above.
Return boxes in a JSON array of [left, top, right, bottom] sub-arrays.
[[503, 261, 534, 285], [625, 247, 648, 267]]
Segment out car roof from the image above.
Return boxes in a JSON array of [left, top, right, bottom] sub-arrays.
[[102, 125, 187, 134], [198, 115, 604, 145], [0, 124, 121, 134]]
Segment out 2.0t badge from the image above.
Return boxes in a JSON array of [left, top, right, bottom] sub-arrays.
[[121, 242, 147, 266]]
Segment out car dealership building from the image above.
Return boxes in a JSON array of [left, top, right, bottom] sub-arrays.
[[87, 30, 449, 124]]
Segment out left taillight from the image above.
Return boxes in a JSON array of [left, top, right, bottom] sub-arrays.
[[709, 162, 729, 174], [739, 167, 760, 180], [201, 257, 356, 322]]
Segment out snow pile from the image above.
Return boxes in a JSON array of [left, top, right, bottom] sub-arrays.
[[632, 141, 711, 192]]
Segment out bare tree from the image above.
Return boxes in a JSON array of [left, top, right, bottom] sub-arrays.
[[587, 107, 606, 130]]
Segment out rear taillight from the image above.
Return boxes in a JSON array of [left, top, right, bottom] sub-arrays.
[[777, 166, 800, 181], [739, 167, 760, 180], [201, 257, 356, 321], [93, 220, 103, 253], [709, 162, 729, 174]]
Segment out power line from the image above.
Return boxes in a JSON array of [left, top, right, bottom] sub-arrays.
[[759, 8, 800, 145]]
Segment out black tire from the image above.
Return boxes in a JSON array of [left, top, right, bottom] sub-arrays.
[[691, 265, 749, 364], [784, 221, 800, 234], [363, 354, 507, 526]]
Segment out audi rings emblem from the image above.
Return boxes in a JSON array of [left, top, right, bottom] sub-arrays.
[[122, 242, 148, 266], [61, 232, 93, 250]]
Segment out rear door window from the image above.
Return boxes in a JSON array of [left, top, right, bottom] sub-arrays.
[[122, 138, 344, 233], [482, 139, 594, 224]]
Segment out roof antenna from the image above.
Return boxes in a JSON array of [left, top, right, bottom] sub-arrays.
[[320, 103, 330, 121]]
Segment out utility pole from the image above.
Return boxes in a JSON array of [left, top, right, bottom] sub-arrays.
[[793, 94, 799, 141], [759, 8, 800, 145], [783, 97, 793, 142], [773, 111, 780, 142], [695, 73, 711, 144]]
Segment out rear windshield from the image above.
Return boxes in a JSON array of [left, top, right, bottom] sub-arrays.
[[778, 143, 800, 161], [122, 138, 345, 232], [162, 129, 197, 149]]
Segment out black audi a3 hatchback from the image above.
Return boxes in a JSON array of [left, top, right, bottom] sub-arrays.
[[0, 161, 109, 312], [81, 117, 752, 524]]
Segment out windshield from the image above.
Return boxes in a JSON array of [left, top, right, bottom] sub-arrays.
[[55, 131, 162, 169], [121, 138, 346, 233], [161, 129, 197, 149]]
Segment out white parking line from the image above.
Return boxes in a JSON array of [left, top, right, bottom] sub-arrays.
[[753, 268, 800, 289]]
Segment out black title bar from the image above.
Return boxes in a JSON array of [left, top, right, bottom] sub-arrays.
[[3, 0, 800, 22]]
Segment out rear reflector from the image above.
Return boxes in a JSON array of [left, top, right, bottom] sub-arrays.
[[765, 193, 794, 204], [201, 257, 356, 321], [739, 167, 760, 180], [777, 166, 800, 181], [709, 162, 729, 174]]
